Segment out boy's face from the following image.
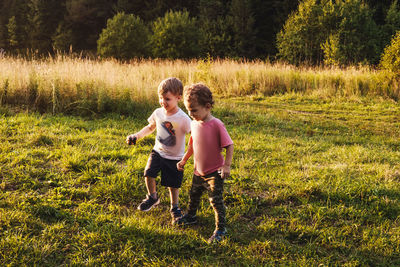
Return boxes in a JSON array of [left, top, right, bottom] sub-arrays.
[[184, 99, 211, 121], [159, 91, 180, 113]]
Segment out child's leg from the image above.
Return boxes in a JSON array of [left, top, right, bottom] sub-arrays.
[[205, 174, 226, 231], [187, 174, 206, 216], [145, 176, 157, 198], [168, 187, 179, 208]]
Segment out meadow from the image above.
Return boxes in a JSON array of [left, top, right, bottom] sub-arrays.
[[1, 57, 400, 265]]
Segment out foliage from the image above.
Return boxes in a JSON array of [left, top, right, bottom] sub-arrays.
[[228, 0, 257, 58], [27, 0, 66, 53], [197, 0, 233, 58], [277, 0, 326, 64], [62, 0, 115, 51], [324, 0, 381, 65], [52, 22, 74, 52], [278, 0, 381, 65], [380, 31, 400, 74], [6, 16, 19, 49], [97, 12, 150, 60], [151, 10, 200, 59]]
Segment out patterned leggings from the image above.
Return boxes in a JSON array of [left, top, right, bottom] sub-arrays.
[[187, 171, 226, 231]]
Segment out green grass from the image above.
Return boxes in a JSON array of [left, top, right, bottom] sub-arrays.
[[1, 95, 400, 266]]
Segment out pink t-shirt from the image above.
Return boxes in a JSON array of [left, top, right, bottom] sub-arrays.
[[189, 118, 233, 176]]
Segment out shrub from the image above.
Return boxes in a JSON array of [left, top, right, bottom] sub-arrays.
[[276, 0, 326, 64], [97, 12, 149, 59], [151, 10, 200, 59], [322, 0, 380, 65], [380, 31, 400, 74], [278, 0, 381, 65]]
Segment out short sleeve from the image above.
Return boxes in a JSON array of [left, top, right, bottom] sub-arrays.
[[184, 116, 191, 133], [218, 121, 233, 148], [147, 110, 156, 125]]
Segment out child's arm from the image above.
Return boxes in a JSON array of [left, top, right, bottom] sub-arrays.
[[126, 122, 156, 144], [177, 141, 193, 171], [219, 144, 234, 179]]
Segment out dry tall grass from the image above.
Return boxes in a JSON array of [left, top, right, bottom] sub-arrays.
[[0, 55, 398, 114]]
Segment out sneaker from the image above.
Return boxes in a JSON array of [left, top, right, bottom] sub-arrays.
[[175, 214, 197, 226], [208, 229, 227, 244], [170, 207, 183, 225], [137, 194, 160, 211]]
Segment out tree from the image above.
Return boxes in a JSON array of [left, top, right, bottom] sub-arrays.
[[381, 0, 400, 49], [1, 0, 29, 52], [7, 16, 19, 49], [197, 0, 233, 58], [228, 0, 257, 58], [380, 31, 400, 73], [276, 0, 327, 64], [151, 10, 200, 59], [321, 0, 380, 65], [62, 0, 117, 52], [52, 22, 74, 52], [277, 0, 381, 65], [252, 0, 299, 57], [97, 12, 150, 59], [28, 0, 66, 53]]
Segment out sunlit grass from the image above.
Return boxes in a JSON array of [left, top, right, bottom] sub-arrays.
[[1, 96, 399, 265], [0, 56, 399, 115]]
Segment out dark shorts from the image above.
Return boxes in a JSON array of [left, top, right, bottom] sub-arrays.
[[144, 150, 183, 188]]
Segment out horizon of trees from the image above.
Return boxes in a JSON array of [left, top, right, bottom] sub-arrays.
[[0, 0, 399, 66]]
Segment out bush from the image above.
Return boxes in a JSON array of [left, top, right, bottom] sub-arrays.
[[277, 0, 381, 65], [380, 31, 400, 74], [322, 0, 380, 65], [151, 10, 200, 59], [97, 12, 149, 59], [276, 0, 326, 64]]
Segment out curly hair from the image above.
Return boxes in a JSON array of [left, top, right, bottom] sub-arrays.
[[183, 83, 214, 107]]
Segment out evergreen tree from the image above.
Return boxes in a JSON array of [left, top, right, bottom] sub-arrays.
[[63, 0, 117, 52], [252, 0, 299, 58], [28, 0, 66, 53], [381, 0, 400, 46], [198, 0, 233, 58], [228, 0, 257, 58], [3, 0, 29, 53]]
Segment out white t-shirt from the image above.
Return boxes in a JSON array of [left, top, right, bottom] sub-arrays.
[[148, 107, 191, 160]]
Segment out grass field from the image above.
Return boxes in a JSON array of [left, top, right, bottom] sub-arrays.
[[1, 94, 400, 266], [1, 56, 399, 116]]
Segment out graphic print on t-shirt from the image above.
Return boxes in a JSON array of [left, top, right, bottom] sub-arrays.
[[158, 121, 176, 146]]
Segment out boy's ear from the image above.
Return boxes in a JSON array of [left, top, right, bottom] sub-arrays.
[[206, 103, 212, 109]]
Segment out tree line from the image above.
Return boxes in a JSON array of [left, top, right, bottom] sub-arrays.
[[1, 0, 400, 66]]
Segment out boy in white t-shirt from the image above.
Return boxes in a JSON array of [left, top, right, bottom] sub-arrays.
[[126, 77, 191, 224]]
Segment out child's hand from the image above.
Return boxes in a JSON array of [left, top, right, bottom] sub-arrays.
[[219, 165, 231, 179], [126, 134, 137, 145], [176, 160, 186, 171]]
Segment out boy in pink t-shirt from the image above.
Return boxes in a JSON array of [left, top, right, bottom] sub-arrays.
[[176, 83, 234, 243]]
